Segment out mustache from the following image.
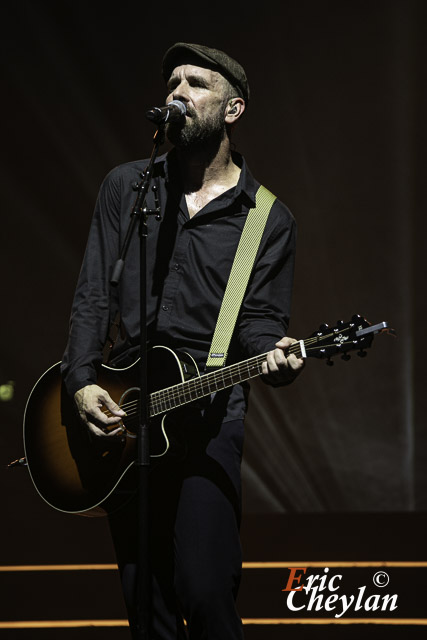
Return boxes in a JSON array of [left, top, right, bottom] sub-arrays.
[[184, 104, 196, 118]]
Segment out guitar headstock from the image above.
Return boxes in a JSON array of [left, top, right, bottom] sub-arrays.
[[302, 314, 394, 364]]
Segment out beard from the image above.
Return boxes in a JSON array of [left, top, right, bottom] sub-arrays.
[[166, 105, 226, 150]]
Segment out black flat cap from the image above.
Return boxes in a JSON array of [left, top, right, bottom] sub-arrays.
[[162, 42, 250, 105]]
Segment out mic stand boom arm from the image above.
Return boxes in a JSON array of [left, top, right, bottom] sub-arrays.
[[110, 125, 165, 639]]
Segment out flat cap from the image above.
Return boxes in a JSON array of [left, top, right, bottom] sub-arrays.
[[162, 42, 250, 105]]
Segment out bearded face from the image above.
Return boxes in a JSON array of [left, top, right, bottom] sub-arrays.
[[166, 101, 227, 150], [164, 63, 233, 151]]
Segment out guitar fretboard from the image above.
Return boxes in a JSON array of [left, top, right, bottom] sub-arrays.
[[103, 316, 385, 425], [149, 343, 303, 417]]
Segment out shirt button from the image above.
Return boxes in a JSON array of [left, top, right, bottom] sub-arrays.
[[162, 305, 169, 311], [173, 263, 180, 270]]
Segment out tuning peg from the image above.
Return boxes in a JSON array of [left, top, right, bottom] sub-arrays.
[[337, 320, 344, 328], [319, 323, 329, 332], [357, 350, 367, 358], [341, 353, 351, 361]]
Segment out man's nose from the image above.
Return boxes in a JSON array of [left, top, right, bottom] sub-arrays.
[[171, 81, 189, 103]]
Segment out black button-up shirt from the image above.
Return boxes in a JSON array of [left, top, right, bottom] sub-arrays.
[[61, 150, 296, 421]]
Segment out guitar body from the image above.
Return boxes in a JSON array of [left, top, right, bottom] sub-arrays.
[[23, 346, 199, 517]]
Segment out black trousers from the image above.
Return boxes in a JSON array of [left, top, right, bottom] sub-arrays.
[[108, 416, 245, 640]]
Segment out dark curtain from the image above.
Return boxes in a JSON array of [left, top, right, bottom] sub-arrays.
[[1, 1, 426, 548]]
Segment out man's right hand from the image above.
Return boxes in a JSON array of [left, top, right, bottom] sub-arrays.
[[74, 384, 126, 437]]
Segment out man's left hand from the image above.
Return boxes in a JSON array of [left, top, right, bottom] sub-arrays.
[[261, 336, 305, 386]]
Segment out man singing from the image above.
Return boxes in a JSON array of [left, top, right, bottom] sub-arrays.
[[61, 42, 304, 639]]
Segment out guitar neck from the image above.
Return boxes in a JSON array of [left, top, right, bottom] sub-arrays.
[[147, 316, 393, 418], [149, 342, 305, 417]]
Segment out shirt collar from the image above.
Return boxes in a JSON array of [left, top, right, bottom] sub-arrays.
[[154, 149, 258, 209], [229, 151, 258, 207]]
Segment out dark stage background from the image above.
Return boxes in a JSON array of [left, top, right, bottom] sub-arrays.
[[1, 0, 426, 637]]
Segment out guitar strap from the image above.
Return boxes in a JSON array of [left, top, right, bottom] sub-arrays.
[[205, 185, 276, 369]]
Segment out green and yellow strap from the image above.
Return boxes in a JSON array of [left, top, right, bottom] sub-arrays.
[[205, 185, 276, 369]]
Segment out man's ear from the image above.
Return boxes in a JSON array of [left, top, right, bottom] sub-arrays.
[[225, 98, 245, 124]]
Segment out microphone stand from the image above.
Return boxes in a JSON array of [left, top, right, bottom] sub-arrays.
[[110, 125, 165, 639]]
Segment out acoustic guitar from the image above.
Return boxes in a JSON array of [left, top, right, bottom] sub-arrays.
[[23, 315, 392, 517]]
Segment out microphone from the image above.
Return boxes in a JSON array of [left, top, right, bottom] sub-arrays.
[[145, 100, 187, 124]]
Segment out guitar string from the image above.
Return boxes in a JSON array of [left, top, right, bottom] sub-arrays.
[[111, 351, 268, 416], [103, 351, 267, 417], [104, 347, 321, 425], [113, 355, 264, 418], [102, 331, 357, 421], [125, 329, 347, 412], [106, 325, 357, 417], [144, 336, 321, 412], [102, 355, 265, 419], [103, 329, 358, 417], [104, 327, 347, 416], [103, 347, 326, 421]]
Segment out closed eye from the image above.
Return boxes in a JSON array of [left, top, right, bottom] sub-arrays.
[[167, 79, 179, 92], [188, 76, 209, 89], [167, 75, 210, 93], [189, 77, 209, 88]]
